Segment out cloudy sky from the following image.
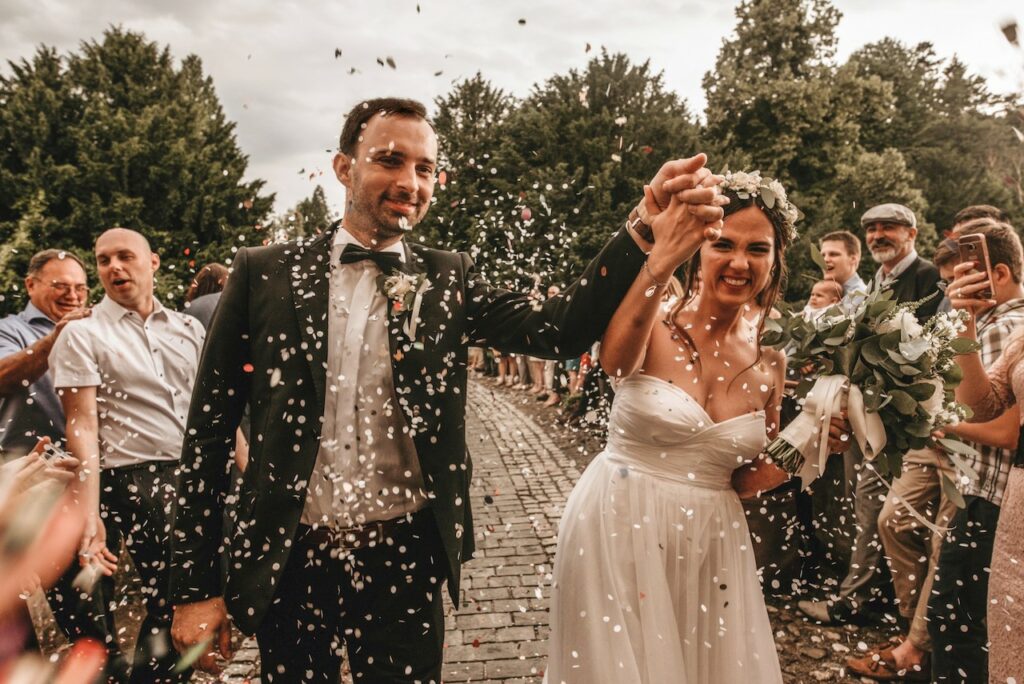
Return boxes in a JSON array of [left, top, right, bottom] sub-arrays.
[[1, 0, 1020, 215]]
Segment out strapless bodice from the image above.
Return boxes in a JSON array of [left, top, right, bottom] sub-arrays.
[[603, 374, 767, 490]]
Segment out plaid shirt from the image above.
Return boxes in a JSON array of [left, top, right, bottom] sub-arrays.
[[961, 298, 1024, 506]]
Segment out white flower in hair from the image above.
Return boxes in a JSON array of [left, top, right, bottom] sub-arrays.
[[719, 170, 800, 242]]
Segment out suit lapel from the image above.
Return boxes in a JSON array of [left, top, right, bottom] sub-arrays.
[[387, 243, 432, 432], [289, 228, 336, 415]]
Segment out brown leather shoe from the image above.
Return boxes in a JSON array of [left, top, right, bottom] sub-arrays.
[[846, 648, 929, 682]]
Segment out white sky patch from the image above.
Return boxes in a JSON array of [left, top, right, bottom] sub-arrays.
[[1, 0, 1019, 214]]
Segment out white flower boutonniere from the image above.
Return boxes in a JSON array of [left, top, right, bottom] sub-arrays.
[[377, 272, 432, 339]]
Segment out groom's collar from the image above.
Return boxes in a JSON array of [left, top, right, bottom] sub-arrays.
[[333, 225, 406, 263]]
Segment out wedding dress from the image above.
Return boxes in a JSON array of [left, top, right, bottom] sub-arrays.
[[545, 374, 783, 684]]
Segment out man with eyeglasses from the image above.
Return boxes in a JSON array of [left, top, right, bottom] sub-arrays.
[[0, 249, 90, 454], [0, 249, 131, 678]]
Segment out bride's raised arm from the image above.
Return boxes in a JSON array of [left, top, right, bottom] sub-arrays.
[[600, 162, 726, 379]]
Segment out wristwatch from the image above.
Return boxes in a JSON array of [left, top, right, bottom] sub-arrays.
[[627, 201, 655, 244]]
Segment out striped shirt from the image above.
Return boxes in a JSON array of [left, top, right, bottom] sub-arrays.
[[961, 298, 1024, 505]]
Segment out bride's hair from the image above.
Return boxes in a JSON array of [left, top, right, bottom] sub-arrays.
[[665, 182, 793, 374]]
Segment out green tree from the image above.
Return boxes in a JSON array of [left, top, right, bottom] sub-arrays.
[[414, 73, 517, 283], [0, 27, 273, 312], [270, 184, 335, 240], [494, 51, 700, 288]]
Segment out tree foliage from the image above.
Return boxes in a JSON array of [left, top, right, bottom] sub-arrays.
[[0, 27, 273, 312], [417, 52, 700, 290]]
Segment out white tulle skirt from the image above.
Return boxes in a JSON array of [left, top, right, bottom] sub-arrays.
[[545, 449, 783, 684]]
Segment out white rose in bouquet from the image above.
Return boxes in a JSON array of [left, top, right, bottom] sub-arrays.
[[877, 310, 924, 340]]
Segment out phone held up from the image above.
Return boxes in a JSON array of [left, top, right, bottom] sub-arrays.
[[958, 233, 994, 299]]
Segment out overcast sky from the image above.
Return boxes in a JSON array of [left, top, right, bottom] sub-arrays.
[[1, 0, 1020, 216]]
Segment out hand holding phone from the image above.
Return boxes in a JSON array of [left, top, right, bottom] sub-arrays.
[[957, 233, 994, 299]]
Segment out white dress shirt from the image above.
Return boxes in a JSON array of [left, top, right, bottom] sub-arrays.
[[302, 228, 428, 528], [50, 296, 205, 469]]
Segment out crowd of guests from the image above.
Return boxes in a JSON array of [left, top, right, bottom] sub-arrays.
[[0, 230, 233, 682]]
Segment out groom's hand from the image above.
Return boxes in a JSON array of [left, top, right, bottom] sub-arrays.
[[647, 154, 714, 211], [171, 596, 233, 674]]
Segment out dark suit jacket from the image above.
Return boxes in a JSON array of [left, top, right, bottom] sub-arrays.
[[183, 292, 221, 331], [169, 224, 646, 633], [876, 256, 942, 322]]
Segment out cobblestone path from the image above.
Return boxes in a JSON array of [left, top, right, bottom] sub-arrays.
[[213, 377, 887, 683]]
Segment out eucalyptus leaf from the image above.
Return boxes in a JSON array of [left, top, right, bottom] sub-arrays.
[[937, 437, 981, 458], [941, 473, 967, 509], [949, 337, 980, 354], [809, 242, 827, 272], [887, 389, 918, 415]]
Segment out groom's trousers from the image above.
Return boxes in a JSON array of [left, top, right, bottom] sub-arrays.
[[255, 508, 446, 684]]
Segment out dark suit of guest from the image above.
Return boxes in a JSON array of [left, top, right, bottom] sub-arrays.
[[883, 255, 942, 323], [170, 222, 645, 681]]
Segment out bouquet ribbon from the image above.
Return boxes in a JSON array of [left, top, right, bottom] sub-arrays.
[[776, 374, 886, 489]]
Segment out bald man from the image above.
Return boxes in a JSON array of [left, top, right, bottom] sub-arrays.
[[50, 228, 205, 683]]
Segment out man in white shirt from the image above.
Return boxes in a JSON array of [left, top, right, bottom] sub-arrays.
[[51, 228, 204, 683]]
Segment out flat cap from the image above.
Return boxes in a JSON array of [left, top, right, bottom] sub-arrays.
[[860, 203, 916, 229]]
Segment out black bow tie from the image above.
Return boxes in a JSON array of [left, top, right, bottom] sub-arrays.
[[339, 242, 403, 274]]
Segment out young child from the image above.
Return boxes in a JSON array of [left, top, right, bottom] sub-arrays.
[[802, 279, 843, 321]]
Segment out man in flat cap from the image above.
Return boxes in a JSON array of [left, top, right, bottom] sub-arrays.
[[799, 202, 942, 628], [861, 203, 942, 321]]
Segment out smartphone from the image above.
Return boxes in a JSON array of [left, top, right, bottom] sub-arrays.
[[958, 233, 994, 299]]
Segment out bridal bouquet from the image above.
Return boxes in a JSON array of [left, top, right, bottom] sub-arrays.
[[761, 287, 979, 499]]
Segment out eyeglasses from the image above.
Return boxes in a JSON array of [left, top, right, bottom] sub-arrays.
[[39, 280, 89, 296]]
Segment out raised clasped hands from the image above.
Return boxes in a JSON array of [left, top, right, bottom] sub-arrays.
[[643, 153, 728, 278]]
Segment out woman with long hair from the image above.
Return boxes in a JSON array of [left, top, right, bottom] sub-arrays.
[[546, 171, 816, 683]]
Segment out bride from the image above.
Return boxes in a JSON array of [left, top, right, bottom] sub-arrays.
[[546, 170, 818, 683]]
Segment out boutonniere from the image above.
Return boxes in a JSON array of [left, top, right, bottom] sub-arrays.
[[377, 271, 432, 339]]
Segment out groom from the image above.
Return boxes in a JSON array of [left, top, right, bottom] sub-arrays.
[[169, 97, 722, 682]]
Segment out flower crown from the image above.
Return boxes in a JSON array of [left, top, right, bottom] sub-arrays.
[[719, 170, 800, 242]]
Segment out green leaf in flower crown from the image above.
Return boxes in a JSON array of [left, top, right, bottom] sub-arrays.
[[809, 242, 826, 271], [887, 389, 918, 415], [940, 473, 966, 509], [761, 185, 777, 209], [949, 337, 980, 354]]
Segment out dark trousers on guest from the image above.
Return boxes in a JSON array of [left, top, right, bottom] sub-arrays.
[[928, 495, 1000, 683], [255, 509, 446, 684], [101, 461, 190, 684]]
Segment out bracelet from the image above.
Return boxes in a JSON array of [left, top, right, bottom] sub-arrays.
[[642, 259, 667, 298]]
